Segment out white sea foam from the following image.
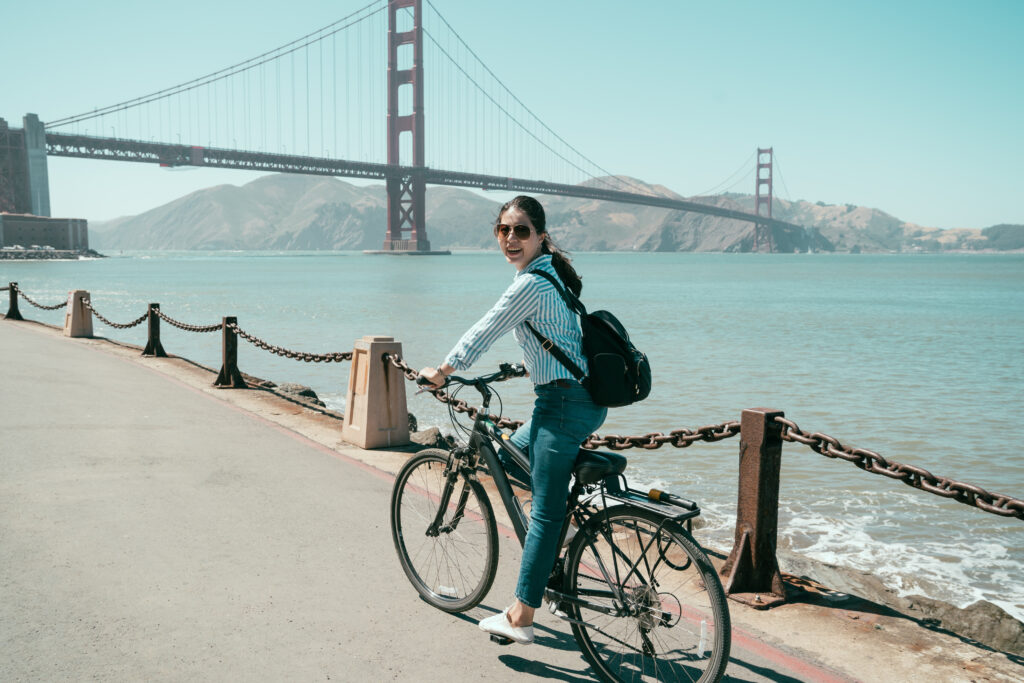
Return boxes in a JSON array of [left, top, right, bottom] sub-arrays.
[[778, 497, 1024, 623], [628, 468, 1024, 624], [319, 392, 345, 414]]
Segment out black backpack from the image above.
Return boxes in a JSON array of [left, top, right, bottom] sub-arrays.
[[525, 270, 652, 408]]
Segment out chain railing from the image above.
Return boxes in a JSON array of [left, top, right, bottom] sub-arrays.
[[385, 351, 1023, 523], [9, 285, 1022, 622], [154, 308, 222, 333], [7, 287, 1019, 524], [226, 322, 353, 363], [775, 416, 1024, 520], [384, 352, 742, 450], [81, 299, 148, 330], [14, 284, 68, 311]]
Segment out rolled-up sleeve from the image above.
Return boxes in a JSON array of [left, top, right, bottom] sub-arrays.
[[444, 277, 540, 370]]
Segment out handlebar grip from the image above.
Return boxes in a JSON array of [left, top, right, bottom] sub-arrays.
[[416, 375, 434, 386], [501, 362, 527, 378]]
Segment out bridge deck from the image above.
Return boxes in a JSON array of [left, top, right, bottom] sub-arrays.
[[1, 318, 1019, 681]]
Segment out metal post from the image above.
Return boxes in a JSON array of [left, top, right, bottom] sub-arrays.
[[213, 316, 246, 388], [5, 282, 23, 320], [141, 303, 167, 357], [719, 407, 787, 608]]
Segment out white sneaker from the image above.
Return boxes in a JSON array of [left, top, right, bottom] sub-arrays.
[[478, 607, 534, 644]]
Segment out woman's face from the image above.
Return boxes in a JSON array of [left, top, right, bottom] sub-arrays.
[[496, 206, 544, 271]]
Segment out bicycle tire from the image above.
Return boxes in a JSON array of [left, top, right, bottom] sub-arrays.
[[390, 449, 499, 613], [564, 505, 731, 682]]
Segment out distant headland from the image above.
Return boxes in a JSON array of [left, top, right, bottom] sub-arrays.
[[88, 174, 1023, 254]]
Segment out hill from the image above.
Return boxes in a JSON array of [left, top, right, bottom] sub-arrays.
[[90, 174, 1021, 253]]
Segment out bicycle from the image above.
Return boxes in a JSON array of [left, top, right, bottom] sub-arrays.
[[389, 363, 731, 682]]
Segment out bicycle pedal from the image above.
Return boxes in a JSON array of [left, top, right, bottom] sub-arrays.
[[489, 634, 514, 646], [548, 602, 569, 619]]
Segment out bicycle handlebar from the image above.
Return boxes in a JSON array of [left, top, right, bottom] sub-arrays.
[[416, 362, 527, 390]]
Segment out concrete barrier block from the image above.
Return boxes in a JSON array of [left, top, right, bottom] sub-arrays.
[[63, 290, 92, 338], [342, 336, 409, 449]]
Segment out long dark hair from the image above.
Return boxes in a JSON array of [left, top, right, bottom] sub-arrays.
[[496, 195, 582, 296]]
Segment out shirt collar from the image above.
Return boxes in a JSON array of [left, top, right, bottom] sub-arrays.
[[515, 253, 553, 279]]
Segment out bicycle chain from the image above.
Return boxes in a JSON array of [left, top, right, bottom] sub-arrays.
[[226, 322, 352, 363], [154, 308, 222, 333], [81, 299, 148, 329], [14, 285, 68, 311], [774, 416, 1024, 520]]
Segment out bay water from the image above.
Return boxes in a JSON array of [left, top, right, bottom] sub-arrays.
[[4, 250, 1022, 621]]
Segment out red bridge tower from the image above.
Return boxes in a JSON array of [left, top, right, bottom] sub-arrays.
[[753, 147, 774, 253], [381, 0, 437, 253]]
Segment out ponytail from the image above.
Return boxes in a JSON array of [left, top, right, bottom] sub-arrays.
[[543, 238, 583, 297]]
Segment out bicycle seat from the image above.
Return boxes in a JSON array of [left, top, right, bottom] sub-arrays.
[[574, 449, 627, 486]]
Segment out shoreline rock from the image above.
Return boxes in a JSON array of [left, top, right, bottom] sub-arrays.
[[0, 248, 104, 260], [267, 381, 326, 408], [777, 550, 1024, 655]]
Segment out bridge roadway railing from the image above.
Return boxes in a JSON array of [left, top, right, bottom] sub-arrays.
[[43, 132, 798, 231], [5, 281, 1023, 609]]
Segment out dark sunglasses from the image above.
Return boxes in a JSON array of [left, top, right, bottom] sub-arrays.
[[495, 223, 534, 239]]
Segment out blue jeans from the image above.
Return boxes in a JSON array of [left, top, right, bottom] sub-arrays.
[[507, 380, 607, 608]]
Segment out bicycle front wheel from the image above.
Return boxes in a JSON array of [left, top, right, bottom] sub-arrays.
[[390, 449, 498, 613], [565, 506, 731, 683]]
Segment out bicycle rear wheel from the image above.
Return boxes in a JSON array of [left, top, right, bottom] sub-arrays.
[[565, 506, 731, 682], [390, 449, 498, 613]]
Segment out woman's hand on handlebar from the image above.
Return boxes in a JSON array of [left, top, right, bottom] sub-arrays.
[[417, 364, 454, 390]]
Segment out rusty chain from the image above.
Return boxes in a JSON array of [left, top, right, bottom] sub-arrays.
[[154, 308, 222, 333], [583, 422, 742, 451], [775, 416, 1024, 520], [81, 299, 148, 329], [383, 352, 740, 450], [14, 285, 67, 311], [226, 322, 352, 363]]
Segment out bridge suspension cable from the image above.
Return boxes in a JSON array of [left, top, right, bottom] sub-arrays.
[[46, 0, 387, 130], [38, 0, 750, 216], [772, 152, 794, 202], [691, 149, 757, 198], [417, 0, 661, 197]]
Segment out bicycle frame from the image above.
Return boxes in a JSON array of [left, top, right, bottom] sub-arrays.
[[433, 372, 704, 615], [400, 367, 731, 682]]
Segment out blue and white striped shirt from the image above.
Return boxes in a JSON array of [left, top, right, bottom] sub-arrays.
[[444, 255, 587, 386]]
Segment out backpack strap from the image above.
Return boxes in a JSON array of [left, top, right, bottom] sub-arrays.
[[523, 269, 587, 382], [529, 269, 586, 316]]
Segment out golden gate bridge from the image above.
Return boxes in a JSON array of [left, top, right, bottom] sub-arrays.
[[0, 0, 793, 253]]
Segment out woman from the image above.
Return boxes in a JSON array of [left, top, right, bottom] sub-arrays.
[[419, 195, 607, 645]]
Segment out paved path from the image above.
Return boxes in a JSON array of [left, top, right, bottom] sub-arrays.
[[1, 319, 1020, 682]]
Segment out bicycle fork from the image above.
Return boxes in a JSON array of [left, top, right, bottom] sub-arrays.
[[426, 459, 472, 537]]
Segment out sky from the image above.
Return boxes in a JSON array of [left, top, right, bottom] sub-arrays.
[[3, 0, 1022, 229]]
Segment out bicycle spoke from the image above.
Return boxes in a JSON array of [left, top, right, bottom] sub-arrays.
[[391, 450, 499, 612], [567, 507, 730, 682]]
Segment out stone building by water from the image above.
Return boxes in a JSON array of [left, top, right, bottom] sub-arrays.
[[0, 213, 89, 251]]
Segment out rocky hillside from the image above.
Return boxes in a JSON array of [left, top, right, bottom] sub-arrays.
[[90, 174, 1022, 253]]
